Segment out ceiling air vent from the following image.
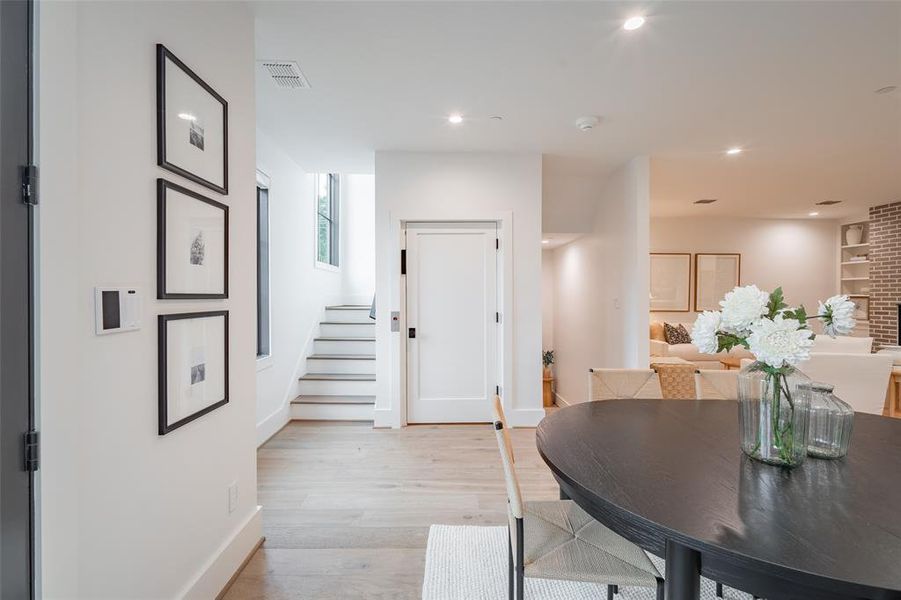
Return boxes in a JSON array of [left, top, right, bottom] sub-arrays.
[[815, 200, 843, 206], [694, 199, 718, 205], [259, 61, 310, 89]]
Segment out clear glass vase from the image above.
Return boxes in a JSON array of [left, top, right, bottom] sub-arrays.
[[803, 382, 854, 459], [738, 361, 811, 468]]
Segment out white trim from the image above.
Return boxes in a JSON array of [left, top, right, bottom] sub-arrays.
[[179, 506, 263, 600], [255, 355, 273, 372], [256, 401, 289, 447], [255, 169, 270, 188], [314, 260, 340, 273], [553, 392, 570, 407]]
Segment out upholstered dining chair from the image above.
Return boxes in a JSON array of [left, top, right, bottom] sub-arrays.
[[588, 368, 662, 402], [695, 370, 739, 400], [491, 397, 664, 600]]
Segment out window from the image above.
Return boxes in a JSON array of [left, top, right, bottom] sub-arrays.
[[316, 173, 339, 267], [256, 182, 271, 358]]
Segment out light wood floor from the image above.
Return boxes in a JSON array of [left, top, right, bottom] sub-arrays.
[[224, 419, 559, 600]]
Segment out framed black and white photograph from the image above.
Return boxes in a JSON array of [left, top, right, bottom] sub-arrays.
[[157, 43, 228, 194], [158, 311, 228, 435], [157, 178, 228, 299], [650, 253, 691, 312]]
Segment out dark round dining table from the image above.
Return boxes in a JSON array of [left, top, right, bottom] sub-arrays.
[[535, 399, 901, 600]]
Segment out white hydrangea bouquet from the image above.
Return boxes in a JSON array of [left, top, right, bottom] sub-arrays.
[[691, 285, 856, 467]]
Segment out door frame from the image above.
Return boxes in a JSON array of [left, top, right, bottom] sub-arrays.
[[389, 212, 513, 427], [1, 0, 38, 596]]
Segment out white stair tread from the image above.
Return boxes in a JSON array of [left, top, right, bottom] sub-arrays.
[[314, 337, 375, 341], [292, 395, 375, 405], [299, 373, 376, 381], [325, 305, 371, 310], [308, 354, 375, 360]]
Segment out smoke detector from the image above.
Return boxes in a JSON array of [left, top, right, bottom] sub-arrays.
[[575, 116, 601, 131], [258, 60, 310, 89]]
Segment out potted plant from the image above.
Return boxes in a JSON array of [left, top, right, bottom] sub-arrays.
[[542, 350, 555, 379], [691, 286, 855, 467]]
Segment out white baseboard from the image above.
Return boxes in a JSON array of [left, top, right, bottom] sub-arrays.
[[180, 505, 263, 600], [373, 407, 398, 428], [290, 402, 375, 421], [507, 407, 546, 427], [256, 403, 290, 447], [554, 392, 571, 407]]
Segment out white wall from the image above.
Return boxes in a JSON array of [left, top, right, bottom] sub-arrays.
[[38, 2, 259, 598], [552, 158, 650, 405], [341, 174, 376, 304], [374, 152, 544, 427], [650, 217, 839, 326], [255, 130, 345, 444], [541, 249, 555, 351]]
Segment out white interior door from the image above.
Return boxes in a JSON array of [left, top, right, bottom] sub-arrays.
[[406, 222, 498, 423]]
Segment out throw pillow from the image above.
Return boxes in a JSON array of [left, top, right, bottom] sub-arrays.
[[664, 323, 692, 345], [649, 322, 666, 341]]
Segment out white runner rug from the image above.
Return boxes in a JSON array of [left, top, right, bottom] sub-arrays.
[[422, 525, 755, 600]]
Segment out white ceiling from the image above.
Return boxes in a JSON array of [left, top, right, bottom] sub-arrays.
[[254, 1, 901, 221]]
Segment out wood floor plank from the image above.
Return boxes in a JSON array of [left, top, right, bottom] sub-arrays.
[[225, 418, 558, 599]]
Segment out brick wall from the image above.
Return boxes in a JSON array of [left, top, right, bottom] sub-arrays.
[[869, 201, 901, 347]]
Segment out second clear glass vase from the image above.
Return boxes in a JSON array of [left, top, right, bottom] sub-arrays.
[[738, 361, 811, 468]]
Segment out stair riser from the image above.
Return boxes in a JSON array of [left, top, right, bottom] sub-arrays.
[[324, 308, 373, 323], [319, 323, 375, 338], [314, 339, 375, 354], [297, 379, 377, 396], [290, 403, 374, 421], [306, 358, 375, 374]]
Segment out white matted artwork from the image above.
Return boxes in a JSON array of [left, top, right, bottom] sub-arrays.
[[649, 253, 691, 312], [157, 44, 228, 194], [158, 311, 228, 435], [157, 179, 228, 298], [695, 254, 741, 311]]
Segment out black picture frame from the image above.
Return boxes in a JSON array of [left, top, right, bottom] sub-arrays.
[[156, 43, 228, 194], [157, 178, 229, 299], [158, 310, 229, 435]]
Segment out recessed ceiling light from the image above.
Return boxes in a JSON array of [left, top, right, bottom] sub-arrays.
[[489, 115, 504, 121], [448, 114, 463, 124], [177, 113, 197, 121], [542, 239, 550, 244], [726, 147, 743, 155], [623, 16, 645, 30], [875, 85, 897, 95], [809, 212, 819, 217], [694, 199, 718, 205]]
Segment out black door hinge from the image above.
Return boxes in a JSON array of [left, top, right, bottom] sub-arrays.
[[496, 385, 501, 396], [400, 249, 406, 275], [21, 165, 38, 205], [24, 430, 39, 472], [495, 312, 500, 323], [495, 238, 499, 250]]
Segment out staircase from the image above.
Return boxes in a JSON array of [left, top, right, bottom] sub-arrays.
[[290, 304, 376, 421]]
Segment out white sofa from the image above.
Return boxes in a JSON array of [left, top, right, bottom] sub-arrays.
[[810, 335, 873, 354], [650, 321, 752, 370]]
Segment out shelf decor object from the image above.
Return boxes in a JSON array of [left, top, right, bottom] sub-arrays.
[[694, 253, 740, 312], [158, 310, 229, 435], [691, 286, 857, 467], [157, 44, 228, 194], [804, 382, 854, 459], [649, 253, 691, 312], [845, 225, 864, 246], [157, 179, 228, 299]]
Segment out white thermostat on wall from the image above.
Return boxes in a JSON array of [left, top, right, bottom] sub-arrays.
[[94, 286, 142, 335]]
